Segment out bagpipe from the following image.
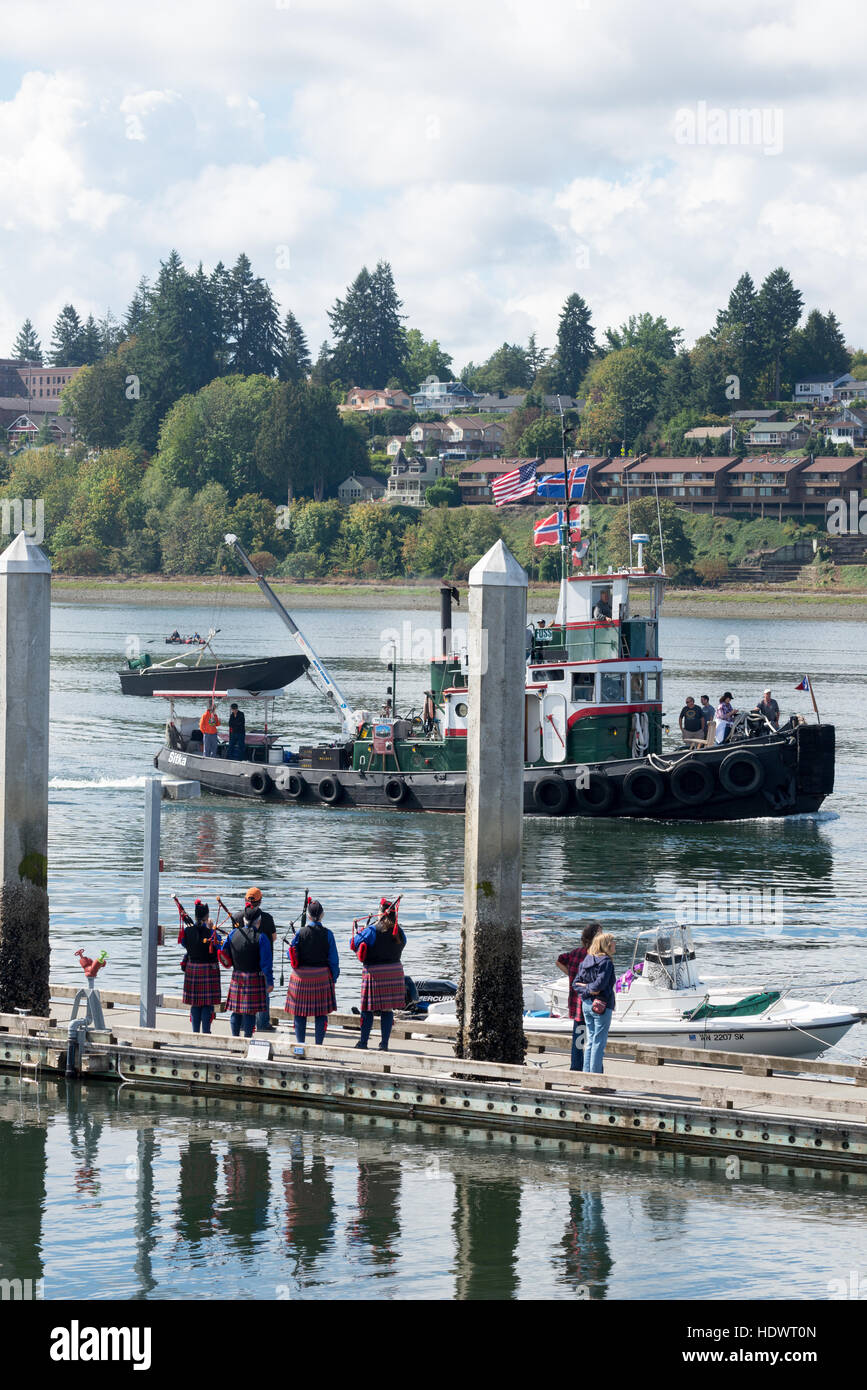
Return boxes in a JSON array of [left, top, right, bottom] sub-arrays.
[[173, 892, 231, 964], [280, 888, 309, 988], [350, 894, 402, 963]]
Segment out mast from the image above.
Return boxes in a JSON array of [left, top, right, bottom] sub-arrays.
[[223, 533, 356, 738], [557, 396, 571, 622]]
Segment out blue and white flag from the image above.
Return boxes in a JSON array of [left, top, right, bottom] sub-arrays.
[[536, 464, 588, 500]]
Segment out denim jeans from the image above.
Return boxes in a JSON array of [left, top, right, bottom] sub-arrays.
[[255, 1009, 273, 1031], [230, 1012, 255, 1038], [294, 1015, 327, 1045], [227, 737, 245, 761], [357, 1010, 393, 1049], [203, 732, 218, 757], [582, 998, 612, 1073], [570, 1018, 586, 1071], [190, 1005, 213, 1033]]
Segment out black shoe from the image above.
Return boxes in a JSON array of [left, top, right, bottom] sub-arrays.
[[355, 1041, 368, 1049], [377, 1042, 389, 1051], [258, 1024, 277, 1032]]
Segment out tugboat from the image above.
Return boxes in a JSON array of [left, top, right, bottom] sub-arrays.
[[154, 533, 835, 819]]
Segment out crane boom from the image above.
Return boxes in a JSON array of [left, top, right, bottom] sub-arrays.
[[224, 533, 356, 738]]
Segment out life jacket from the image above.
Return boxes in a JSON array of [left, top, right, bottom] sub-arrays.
[[228, 923, 261, 973], [295, 922, 330, 968], [365, 927, 405, 966], [185, 923, 215, 964]]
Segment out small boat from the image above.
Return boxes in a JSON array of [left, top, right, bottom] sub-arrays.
[[120, 651, 308, 697], [165, 632, 204, 646], [426, 924, 865, 1060]]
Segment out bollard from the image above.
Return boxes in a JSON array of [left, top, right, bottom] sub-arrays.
[[455, 539, 527, 1064], [0, 532, 51, 1015], [139, 775, 161, 1027]]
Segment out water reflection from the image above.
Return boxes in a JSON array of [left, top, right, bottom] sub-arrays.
[[345, 1146, 402, 1272], [452, 1172, 522, 1301], [177, 1138, 219, 1247], [557, 1187, 613, 1300], [283, 1135, 337, 1276], [217, 1135, 271, 1254]]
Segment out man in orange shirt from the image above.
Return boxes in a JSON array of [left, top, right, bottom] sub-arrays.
[[200, 702, 220, 757]]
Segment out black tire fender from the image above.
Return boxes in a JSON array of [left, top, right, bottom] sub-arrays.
[[249, 769, 272, 797], [719, 750, 765, 797], [622, 765, 666, 808], [285, 772, 305, 800], [317, 776, 342, 804], [573, 773, 616, 815], [533, 776, 570, 815], [384, 777, 406, 804], [670, 758, 715, 806]]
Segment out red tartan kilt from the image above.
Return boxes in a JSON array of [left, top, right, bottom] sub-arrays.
[[286, 966, 336, 1017], [226, 970, 268, 1014], [360, 962, 405, 1013], [183, 961, 222, 1007]]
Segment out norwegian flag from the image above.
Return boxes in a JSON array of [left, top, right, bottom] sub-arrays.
[[490, 459, 538, 506], [534, 506, 582, 547]]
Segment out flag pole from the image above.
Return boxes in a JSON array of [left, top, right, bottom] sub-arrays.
[[808, 678, 820, 723]]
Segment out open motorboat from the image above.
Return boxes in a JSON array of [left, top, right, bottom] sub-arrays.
[[119, 626, 308, 697], [426, 924, 865, 1060]]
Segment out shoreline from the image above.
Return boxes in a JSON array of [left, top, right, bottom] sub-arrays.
[[49, 575, 867, 620]]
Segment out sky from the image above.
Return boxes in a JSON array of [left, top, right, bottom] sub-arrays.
[[1, 0, 865, 368]]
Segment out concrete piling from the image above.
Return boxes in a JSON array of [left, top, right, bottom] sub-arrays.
[[139, 776, 161, 1027], [455, 539, 528, 1064], [0, 532, 51, 1015]]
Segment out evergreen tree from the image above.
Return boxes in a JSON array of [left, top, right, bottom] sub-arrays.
[[310, 341, 336, 389], [757, 267, 803, 398], [226, 252, 284, 376], [79, 314, 102, 365], [786, 309, 850, 383], [464, 342, 532, 394], [403, 329, 452, 391], [526, 332, 549, 378], [370, 260, 408, 385], [552, 294, 596, 395], [278, 310, 312, 383], [712, 272, 762, 402], [50, 304, 85, 365], [657, 350, 695, 419], [329, 261, 407, 387], [12, 319, 42, 363], [124, 278, 150, 336], [604, 312, 682, 361], [97, 310, 124, 357]]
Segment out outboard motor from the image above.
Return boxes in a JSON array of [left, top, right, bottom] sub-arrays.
[[401, 976, 458, 1015]]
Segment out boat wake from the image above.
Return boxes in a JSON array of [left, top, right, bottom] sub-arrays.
[[49, 775, 149, 790]]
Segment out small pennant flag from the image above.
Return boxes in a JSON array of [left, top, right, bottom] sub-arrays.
[[536, 464, 589, 500], [572, 538, 590, 565], [795, 675, 810, 692]]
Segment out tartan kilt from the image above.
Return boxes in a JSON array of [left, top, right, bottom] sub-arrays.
[[286, 966, 336, 1017], [226, 970, 268, 1015], [183, 961, 222, 1007], [360, 962, 405, 1013]]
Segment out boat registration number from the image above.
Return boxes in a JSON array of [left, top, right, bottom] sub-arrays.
[[691, 1032, 745, 1042]]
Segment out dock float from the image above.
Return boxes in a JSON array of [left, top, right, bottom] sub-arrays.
[[1, 986, 865, 1174]]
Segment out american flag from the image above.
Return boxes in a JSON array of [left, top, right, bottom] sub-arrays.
[[491, 459, 538, 506]]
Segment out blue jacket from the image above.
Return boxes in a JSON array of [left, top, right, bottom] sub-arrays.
[[576, 953, 616, 1012]]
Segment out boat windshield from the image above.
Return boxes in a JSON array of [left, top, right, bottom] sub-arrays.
[[633, 923, 697, 991]]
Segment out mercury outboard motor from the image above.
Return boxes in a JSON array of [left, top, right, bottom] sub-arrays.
[[401, 977, 458, 1014]]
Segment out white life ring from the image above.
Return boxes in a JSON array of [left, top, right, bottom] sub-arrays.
[[631, 711, 650, 758]]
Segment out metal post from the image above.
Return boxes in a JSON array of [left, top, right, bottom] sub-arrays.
[[0, 532, 51, 1015], [139, 775, 161, 1027], [455, 539, 528, 1063]]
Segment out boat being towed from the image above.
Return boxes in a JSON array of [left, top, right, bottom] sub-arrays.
[[427, 924, 865, 1060], [119, 628, 308, 697]]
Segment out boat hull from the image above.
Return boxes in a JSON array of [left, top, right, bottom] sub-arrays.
[[519, 1012, 857, 1060], [155, 721, 833, 821], [120, 653, 308, 696]]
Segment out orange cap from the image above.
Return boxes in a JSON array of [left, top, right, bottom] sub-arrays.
[[245, 886, 262, 903]]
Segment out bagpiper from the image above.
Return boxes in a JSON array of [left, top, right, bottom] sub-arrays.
[[286, 899, 340, 1045], [181, 899, 222, 1034], [219, 887, 273, 1038], [350, 898, 406, 1051]]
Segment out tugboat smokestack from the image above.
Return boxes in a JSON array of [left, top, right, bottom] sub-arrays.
[[440, 583, 454, 660]]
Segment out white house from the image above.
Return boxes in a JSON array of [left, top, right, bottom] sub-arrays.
[[793, 373, 855, 404], [411, 376, 477, 412]]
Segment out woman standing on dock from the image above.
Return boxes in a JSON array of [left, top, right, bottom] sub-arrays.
[[351, 899, 406, 1051], [286, 899, 340, 1045], [576, 932, 617, 1075], [555, 923, 598, 1070], [219, 889, 274, 1038], [181, 900, 222, 1033]]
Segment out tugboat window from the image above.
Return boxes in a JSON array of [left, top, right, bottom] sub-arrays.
[[455, 702, 468, 717], [646, 672, 661, 700], [601, 673, 626, 703], [571, 673, 595, 702], [630, 671, 645, 701], [532, 668, 565, 682]]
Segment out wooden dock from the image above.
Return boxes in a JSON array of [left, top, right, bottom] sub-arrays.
[[1, 985, 865, 1173]]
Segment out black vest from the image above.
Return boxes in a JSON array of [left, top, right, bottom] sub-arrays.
[[186, 923, 215, 964], [366, 928, 404, 966], [295, 922, 330, 967], [229, 924, 261, 972]]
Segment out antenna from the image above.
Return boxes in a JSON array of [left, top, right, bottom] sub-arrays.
[[631, 533, 651, 572], [626, 467, 633, 569]]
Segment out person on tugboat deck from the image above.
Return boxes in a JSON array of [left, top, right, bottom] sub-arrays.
[[200, 701, 220, 757], [679, 696, 704, 741], [220, 887, 274, 1038], [556, 923, 599, 1071], [699, 695, 713, 731], [286, 899, 340, 1046], [714, 692, 737, 744], [593, 589, 612, 620], [181, 900, 222, 1033], [757, 689, 780, 729], [351, 899, 406, 1051]]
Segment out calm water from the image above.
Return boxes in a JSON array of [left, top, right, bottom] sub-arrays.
[[3, 596, 866, 1298]]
